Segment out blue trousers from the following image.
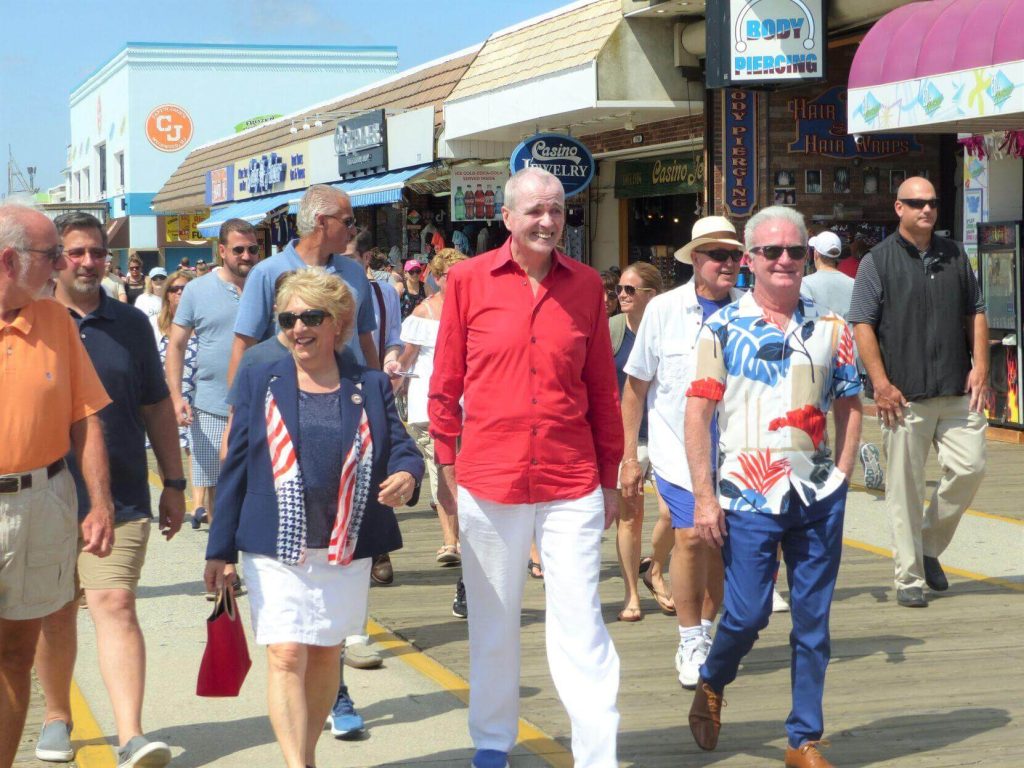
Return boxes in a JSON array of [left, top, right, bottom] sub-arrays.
[[700, 484, 846, 749]]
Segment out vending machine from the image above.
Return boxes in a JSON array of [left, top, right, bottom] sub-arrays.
[[977, 221, 1022, 428]]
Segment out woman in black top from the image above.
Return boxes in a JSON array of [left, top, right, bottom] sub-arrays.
[[123, 256, 146, 305], [399, 259, 426, 319]]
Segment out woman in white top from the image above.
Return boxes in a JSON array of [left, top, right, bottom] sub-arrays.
[[134, 267, 167, 318], [391, 248, 467, 567]]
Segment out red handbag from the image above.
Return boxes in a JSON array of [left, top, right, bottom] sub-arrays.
[[196, 584, 252, 697]]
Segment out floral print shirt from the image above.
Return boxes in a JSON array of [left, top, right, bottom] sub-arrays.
[[686, 291, 861, 515]]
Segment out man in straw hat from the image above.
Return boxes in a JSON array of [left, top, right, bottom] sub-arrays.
[[620, 216, 743, 689], [684, 206, 863, 768]]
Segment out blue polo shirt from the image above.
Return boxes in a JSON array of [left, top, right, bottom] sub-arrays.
[[232, 239, 376, 365], [67, 292, 169, 523], [173, 270, 241, 417]]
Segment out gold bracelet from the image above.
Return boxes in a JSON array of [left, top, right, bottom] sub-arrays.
[[622, 458, 640, 465]]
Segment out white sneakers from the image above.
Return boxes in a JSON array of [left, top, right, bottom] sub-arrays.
[[675, 628, 712, 689], [773, 588, 790, 613]]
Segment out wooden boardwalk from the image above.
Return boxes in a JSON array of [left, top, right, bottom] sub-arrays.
[[16, 423, 1023, 767]]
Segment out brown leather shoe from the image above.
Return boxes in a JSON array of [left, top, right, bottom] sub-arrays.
[[371, 553, 394, 585], [688, 679, 725, 751], [784, 740, 833, 767]]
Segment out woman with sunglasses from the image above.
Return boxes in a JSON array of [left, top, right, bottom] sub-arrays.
[[392, 249, 468, 602], [206, 268, 423, 768], [149, 269, 198, 460], [601, 271, 621, 317], [123, 255, 146, 305], [399, 258, 427, 320], [609, 262, 664, 622], [619, 217, 745, 685], [134, 267, 168, 319]]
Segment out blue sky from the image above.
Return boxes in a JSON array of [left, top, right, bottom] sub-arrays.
[[0, 0, 569, 193]]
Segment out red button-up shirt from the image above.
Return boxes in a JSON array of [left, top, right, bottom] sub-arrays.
[[429, 239, 623, 504]]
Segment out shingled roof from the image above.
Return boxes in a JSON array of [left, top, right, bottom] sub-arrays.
[[152, 48, 479, 213]]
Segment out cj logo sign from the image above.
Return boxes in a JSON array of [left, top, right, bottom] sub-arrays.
[[146, 105, 194, 152]]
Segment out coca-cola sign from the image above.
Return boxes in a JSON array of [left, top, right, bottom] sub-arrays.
[[509, 133, 594, 198]]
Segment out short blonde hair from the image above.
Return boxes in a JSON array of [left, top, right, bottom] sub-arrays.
[[429, 247, 467, 278], [275, 267, 355, 347]]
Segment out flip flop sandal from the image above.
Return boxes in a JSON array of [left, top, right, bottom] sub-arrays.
[[436, 544, 461, 565], [638, 556, 653, 576], [528, 560, 544, 579], [618, 607, 643, 622], [642, 572, 676, 614]]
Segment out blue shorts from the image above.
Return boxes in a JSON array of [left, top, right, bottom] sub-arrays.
[[654, 473, 696, 529]]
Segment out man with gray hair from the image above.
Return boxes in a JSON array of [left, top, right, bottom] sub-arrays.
[[0, 204, 113, 768], [430, 167, 623, 768], [227, 184, 379, 384], [684, 206, 862, 768]]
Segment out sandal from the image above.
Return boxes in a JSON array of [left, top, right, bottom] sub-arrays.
[[642, 568, 675, 614], [436, 544, 461, 565], [618, 606, 643, 622], [528, 560, 544, 579]]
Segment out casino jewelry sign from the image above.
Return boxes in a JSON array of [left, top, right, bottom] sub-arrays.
[[706, 0, 827, 88], [509, 133, 595, 197]]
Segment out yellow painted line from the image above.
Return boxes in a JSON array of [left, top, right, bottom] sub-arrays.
[[70, 679, 116, 768], [367, 619, 574, 768], [848, 481, 1024, 527], [842, 536, 1024, 593]]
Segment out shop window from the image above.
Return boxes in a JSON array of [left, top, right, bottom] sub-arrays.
[[114, 151, 124, 190], [627, 194, 697, 288], [97, 144, 107, 197]]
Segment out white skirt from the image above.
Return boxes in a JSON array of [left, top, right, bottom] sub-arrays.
[[240, 549, 371, 647]]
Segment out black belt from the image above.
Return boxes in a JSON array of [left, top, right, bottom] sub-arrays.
[[0, 458, 67, 494]]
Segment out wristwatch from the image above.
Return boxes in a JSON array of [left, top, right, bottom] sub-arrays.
[[163, 478, 187, 491]]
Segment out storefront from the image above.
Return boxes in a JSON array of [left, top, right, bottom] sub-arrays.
[[440, 0, 703, 271], [847, 0, 1024, 436]]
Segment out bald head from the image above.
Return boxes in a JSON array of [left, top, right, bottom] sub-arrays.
[[896, 176, 935, 201]]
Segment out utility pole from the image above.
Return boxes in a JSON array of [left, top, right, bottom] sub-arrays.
[[6, 145, 39, 198]]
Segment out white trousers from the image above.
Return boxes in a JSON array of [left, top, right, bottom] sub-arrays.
[[459, 486, 620, 768]]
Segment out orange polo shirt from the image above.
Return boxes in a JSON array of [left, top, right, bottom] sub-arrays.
[[0, 298, 111, 475]]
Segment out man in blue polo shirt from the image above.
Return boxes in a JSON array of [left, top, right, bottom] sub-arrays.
[[226, 184, 378, 384], [33, 212, 186, 768]]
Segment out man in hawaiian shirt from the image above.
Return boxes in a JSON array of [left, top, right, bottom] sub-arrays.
[[683, 206, 863, 768]]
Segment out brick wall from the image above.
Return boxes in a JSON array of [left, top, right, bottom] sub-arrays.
[[711, 42, 943, 228], [580, 114, 704, 156]]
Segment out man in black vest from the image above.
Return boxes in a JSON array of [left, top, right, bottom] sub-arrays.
[[849, 177, 989, 608]]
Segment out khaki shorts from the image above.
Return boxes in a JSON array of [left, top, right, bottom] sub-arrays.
[[0, 468, 78, 620], [78, 518, 151, 593]]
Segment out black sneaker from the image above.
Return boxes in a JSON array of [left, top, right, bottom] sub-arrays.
[[191, 507, 207, 530], [923, 556, 949, 592], [452, 577, 468, 619]]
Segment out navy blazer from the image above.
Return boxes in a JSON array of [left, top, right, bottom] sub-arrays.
[[207, 353, 424, 564]]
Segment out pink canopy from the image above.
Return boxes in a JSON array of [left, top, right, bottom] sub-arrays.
[[849, 0, 1024, 89]]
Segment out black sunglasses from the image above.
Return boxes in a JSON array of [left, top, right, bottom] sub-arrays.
[[750, 245, 806, 260], [167, 285, 186, 294], [696, 248, 743, 263], [232, 245, 260, 256], [278, 309, 329, 329], [615, 284, 654, 297], [899, 198, 940, 210]]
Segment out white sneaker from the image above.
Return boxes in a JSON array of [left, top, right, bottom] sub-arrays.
[[675, 637, 708, 689], [773, 588, 790, 613]]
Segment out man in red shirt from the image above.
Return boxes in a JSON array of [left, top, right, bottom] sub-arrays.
[[430, 167, 623, 768]]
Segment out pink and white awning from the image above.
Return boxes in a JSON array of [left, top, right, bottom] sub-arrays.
[[848, 0, 1024, 133]]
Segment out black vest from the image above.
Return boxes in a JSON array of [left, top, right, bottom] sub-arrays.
[[867, 232, 973, 402]]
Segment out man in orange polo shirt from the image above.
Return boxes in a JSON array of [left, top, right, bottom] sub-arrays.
[[0, 204, 113, 768]]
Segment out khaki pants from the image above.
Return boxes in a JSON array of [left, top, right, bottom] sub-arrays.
[[882, 395, 986, 589]]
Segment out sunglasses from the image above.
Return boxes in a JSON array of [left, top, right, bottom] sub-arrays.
[[325, 214, 357, 228], [24, 246, 65, 264], [232, 245, 260, 256], [407, 268, 422, 275], [750, 245, 807, 260], [696, 248, 743, 263], [615, 284, 654, 297], [167, 285, 186, 294], [278, 309, 330, 329], [64, 247, 108, 261], [151, 275, 167, 282], [899, 198, 940, 210]]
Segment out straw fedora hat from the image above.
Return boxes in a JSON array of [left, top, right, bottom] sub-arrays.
[[674, 216, 744, 264]]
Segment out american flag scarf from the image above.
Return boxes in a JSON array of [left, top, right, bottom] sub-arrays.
[[265, 385, 374, 566]]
